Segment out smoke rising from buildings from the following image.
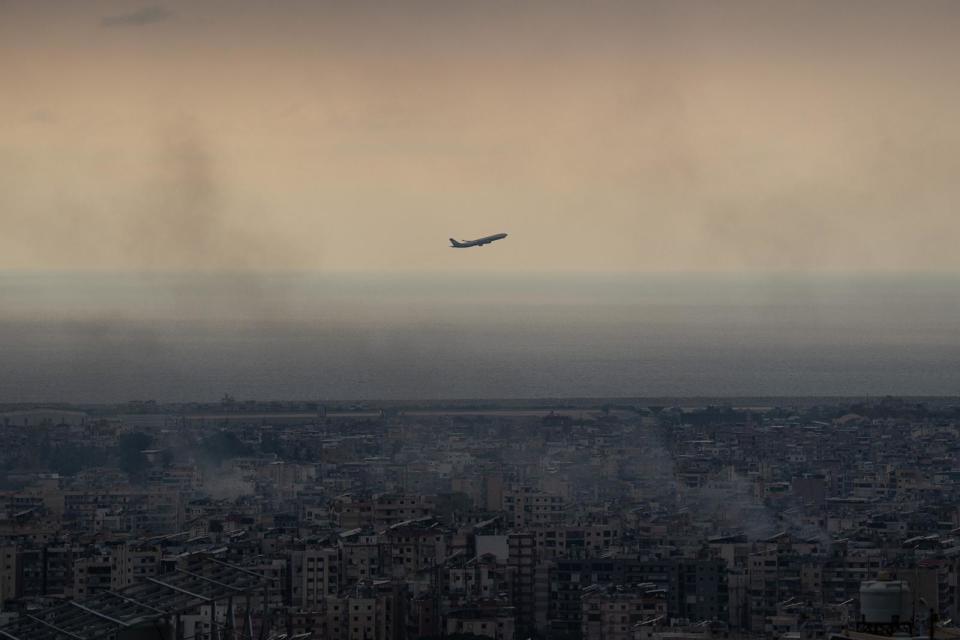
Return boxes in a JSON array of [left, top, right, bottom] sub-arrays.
[[0, 8, 956, 638], [200, 466, 255, 501]]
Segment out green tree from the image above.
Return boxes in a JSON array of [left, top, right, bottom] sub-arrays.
[[200, 431, 252, 466], [434, 492, 473, 522], [117, 432, 153, 482]]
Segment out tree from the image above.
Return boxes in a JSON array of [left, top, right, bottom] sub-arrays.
[[200, 431, 252, 466], [434, 492, 473, 522], [117, 432, 153, 482]]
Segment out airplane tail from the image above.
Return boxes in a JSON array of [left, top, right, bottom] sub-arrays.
[[449, 238, 465, 248]]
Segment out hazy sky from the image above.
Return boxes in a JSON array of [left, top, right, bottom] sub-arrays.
[[3, 1, 960, 273]]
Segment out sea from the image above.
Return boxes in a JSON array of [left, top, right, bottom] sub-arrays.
[[1, 271, 959, 403]]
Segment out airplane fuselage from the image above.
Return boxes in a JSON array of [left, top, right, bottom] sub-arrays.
[[450, 233, 508, 248]]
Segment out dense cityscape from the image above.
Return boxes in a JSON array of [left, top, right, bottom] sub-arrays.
[[0, 397, 959, 639], [7, 2, 960, 640]]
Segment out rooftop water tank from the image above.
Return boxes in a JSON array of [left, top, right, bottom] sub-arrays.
[[860, 580, 912, 625]]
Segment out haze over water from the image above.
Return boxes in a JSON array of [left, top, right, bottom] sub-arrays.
[[2, 272, 958, 403]]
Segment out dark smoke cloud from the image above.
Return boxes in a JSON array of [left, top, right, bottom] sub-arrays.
[[124, 126, 244, 310], [129, 123, 242, 270], [101, 6, 173, 28], [120, 120, 315, 277]]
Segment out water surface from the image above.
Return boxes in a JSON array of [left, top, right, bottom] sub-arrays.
[[2, 271, 958, 402]]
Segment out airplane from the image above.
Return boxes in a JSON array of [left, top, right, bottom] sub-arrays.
[[449, 233, 508, 248]]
